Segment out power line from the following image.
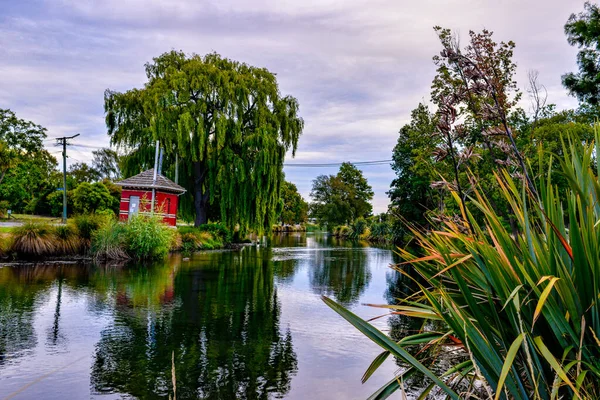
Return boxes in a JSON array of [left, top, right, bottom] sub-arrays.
[[284, 159, 392, 167]]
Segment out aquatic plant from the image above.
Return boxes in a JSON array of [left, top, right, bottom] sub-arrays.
[[91, 220, 129, 261], [325, 134, 600, 399], [10, 222, 56, 257], [125, 214, 174, 260]]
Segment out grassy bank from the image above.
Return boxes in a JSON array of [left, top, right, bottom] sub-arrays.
[[0, 216, 229, 261]]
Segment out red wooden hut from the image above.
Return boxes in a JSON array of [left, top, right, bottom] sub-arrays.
[[116, 169, 186, 226]]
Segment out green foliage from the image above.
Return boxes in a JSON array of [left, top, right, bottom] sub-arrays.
[[104, 51, 304, 232], [0, 200, 9, 218], [177, 225, 225, 250], [91, 220, 129, 260], [0, 109, 58, 214], [305, 222, 321, 232], [388, 103, 440, 233], [67, 162, 100, 188], [562, 2, 600, 106], [125, 215, 174, 260], [278, 180, 308, 225], [92, 148, 122, 180], [326, 132, 600, 399], [348, 217, 368, 240], [73, 214, 108, 245], [310, 163, 373, 226], [72, 182, 118, 214], [180, 232, 201, 254], [179, 223, 230, 243]]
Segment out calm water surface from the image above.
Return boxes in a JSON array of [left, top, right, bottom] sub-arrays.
[[0, 233, 417, 399]]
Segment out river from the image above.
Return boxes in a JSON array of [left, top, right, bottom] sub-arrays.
[[0, 232, 420, 399]]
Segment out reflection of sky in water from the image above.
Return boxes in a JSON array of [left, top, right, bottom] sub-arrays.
[[0, 233, 406, 399], [273, 234, 402, 399]]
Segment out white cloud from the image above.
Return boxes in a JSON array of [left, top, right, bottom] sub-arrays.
[[0, 0, 585, 212]]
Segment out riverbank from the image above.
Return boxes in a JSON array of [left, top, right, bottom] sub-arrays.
[[0, 215, 232, 262]]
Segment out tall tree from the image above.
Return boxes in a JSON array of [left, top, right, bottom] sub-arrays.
[[310, 163, 373, 226], [562, 2, 600, 106], [388, 104, 440, 227], [337, 162, 374, 219], [68, 162, 100, 187], [105, 51, 303, 232], [0, 109, 57, 213], [278, 180, 308, 225], [92, 148, 121, 180]]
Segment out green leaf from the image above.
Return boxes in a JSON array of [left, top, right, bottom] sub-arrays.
[[322, 296, 461, 400], [494, 333, 525, 400], [362, 351, 390, 384], [366, 375, 402, 400], [533, 336, 581, 398], [533, 276, 560, 326]]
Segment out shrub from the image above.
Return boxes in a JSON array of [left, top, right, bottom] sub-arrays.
[[305, 222, 321, 232], [177, 227, 223, 252], [72, 182, 116, 214], [181, 232, 200, 254], [53, 224, 80, 255], [91, 220, 129, 261], [196, 223, 231, 242], [325, 135, 600, 399], [125, 214, 174, 259], [10, 222, 56, 257], [369, 221, 391, 242], [73, 214, 108, 247]]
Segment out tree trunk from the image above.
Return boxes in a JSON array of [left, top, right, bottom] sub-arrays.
[[193, 161, 210, 227]]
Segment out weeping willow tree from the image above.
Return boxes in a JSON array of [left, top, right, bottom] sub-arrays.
[[104, 51, 304, 232]]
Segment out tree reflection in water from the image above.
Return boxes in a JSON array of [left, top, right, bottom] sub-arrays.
[[309, 240, 371, 306], [90, 249, 297, 399]]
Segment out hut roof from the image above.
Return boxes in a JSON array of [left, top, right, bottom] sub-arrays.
[[116, 169, 186, 194]]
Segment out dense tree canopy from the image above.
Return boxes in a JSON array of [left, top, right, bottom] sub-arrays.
[[310, 163, 373, 226], [0, 109, 58, 213], [278, 180, 308, 225], [92, 148, 122, 180], [562, 2, 600, 106], [388, 104, 440, 228], [105, 51, 304, 232]]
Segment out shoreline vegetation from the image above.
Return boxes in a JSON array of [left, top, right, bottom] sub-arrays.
[[0, 215, 233, 262]]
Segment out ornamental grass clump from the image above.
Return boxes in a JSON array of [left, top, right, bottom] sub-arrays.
[[324, 135, 600, 399], [53, 224, 80, 255], [10, 222, 56, 257], [91, 220, 129, 261], [125, 214, 174, 260]]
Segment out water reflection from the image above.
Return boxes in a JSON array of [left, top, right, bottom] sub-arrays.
[[309, 242, 371, 306], [0, 235, 409, 399], [89, 251, 297, 399]]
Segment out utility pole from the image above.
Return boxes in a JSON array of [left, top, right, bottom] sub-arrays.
[[56, 134, 80, 224], [151, 140, 160, 215]]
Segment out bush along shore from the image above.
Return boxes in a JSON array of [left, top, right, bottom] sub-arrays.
[[0, 215, 231, 262], [331, 217, 397, 243]]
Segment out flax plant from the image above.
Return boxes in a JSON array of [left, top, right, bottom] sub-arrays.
[[324, 131, 600, 399]]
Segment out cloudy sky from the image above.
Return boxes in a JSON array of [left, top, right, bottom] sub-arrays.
[[0, 0, 584, 212]]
